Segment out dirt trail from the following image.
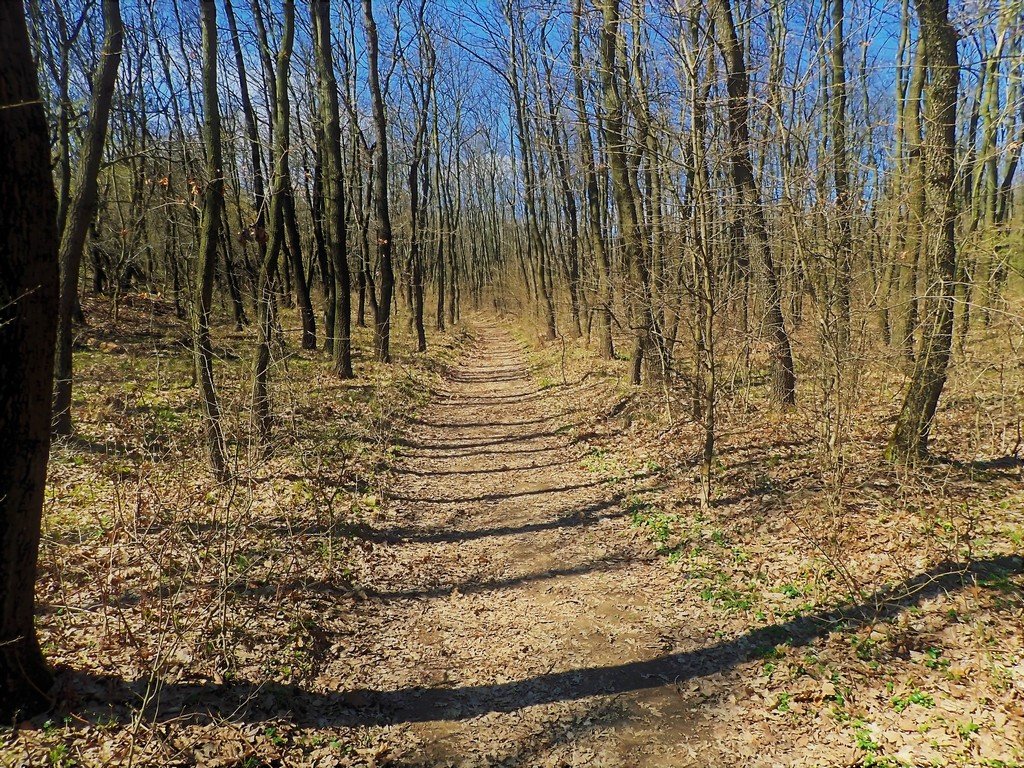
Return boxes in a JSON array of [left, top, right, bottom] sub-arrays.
[[358, 322, 706, 766]]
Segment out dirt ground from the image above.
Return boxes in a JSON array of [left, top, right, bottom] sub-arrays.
[[3, 309, 1023, 767], [352, 321, 707, 766]]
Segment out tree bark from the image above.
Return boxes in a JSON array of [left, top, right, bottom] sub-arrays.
[[0, 4, 61, 719], [363, 0, 395, 362], [312, 0, 353, 378], [52, 0, 123, 436], [887, 0, 960, 461], [195, 0, 228, 480]]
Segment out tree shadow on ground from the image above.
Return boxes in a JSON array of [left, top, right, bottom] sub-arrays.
[[392, 457, 571, 477], [387, 478, 609, 506], [363, 550, 643, 602], [394, 429, 573, 451], [49, 555, 1021, 730]]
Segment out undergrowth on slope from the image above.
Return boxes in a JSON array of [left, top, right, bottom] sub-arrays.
[[510, 303, 1024, 767], [2, 296, 469, 768]]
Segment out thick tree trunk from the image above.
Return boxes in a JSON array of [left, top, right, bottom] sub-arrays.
[[898, 40, 927, 362], [52, 0, 123, 436], [0, 4, 61, 719]]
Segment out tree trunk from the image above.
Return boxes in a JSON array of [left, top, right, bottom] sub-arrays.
[[598, 0, 652, 385], [887, 0, 960, 461], [363, 0, 395, 363], [252, 0, 296, 450], [283, 191, 317, 349], [0, 4, 61, 719], [312, 0, 353, 378], [52, 0, 123, 436], [830, 0, 852, 352], [711, 0, 796, 406], [194, 0, 228, 480], [572, 0, 614, 359]]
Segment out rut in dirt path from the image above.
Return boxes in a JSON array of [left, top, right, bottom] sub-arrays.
[[364, 322, 706, 765]]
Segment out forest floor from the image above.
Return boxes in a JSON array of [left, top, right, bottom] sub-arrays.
[[2, 300, 1024, 767]]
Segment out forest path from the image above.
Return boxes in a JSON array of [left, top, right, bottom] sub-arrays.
[[359, 320, 705, 766]]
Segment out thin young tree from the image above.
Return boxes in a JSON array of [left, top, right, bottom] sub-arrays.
[[194, 0, 228, 479], [52, 0, 123, 436]]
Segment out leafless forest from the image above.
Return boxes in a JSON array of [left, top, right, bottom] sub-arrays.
[[1, 0, 1023, 765]]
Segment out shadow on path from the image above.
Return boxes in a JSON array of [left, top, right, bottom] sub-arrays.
[[55, 556, 1021, 729]]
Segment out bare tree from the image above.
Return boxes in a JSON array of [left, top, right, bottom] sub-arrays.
[[887, 0, 960, 461], [313, 0, 354, 377], [52, 0, 123, 436], [363, 0, 396, 362], [710, 0, 796, 406], [194, 0, 228, 479]]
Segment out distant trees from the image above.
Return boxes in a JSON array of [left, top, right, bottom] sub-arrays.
[[0, 3, 61, 719], [11, 0, 1022, 478], [3, 0, 1023, 720]]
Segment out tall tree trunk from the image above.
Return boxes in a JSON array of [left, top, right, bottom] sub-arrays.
[[598, 0, 652, 385], [711, 0, 796, 406], [195, 0, 228, 480], [887, 0, 960, 461], [0, 3, 61, 719], [830, 0, 852, 352], [363, 0, 395, 363], [312, 0, 353, 378], [572, 0, 614, 359], [252, 0, 295, 450], [52, 0, 123, 436], [408, 27, 435, 354], [899, 39, 927, 362]]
